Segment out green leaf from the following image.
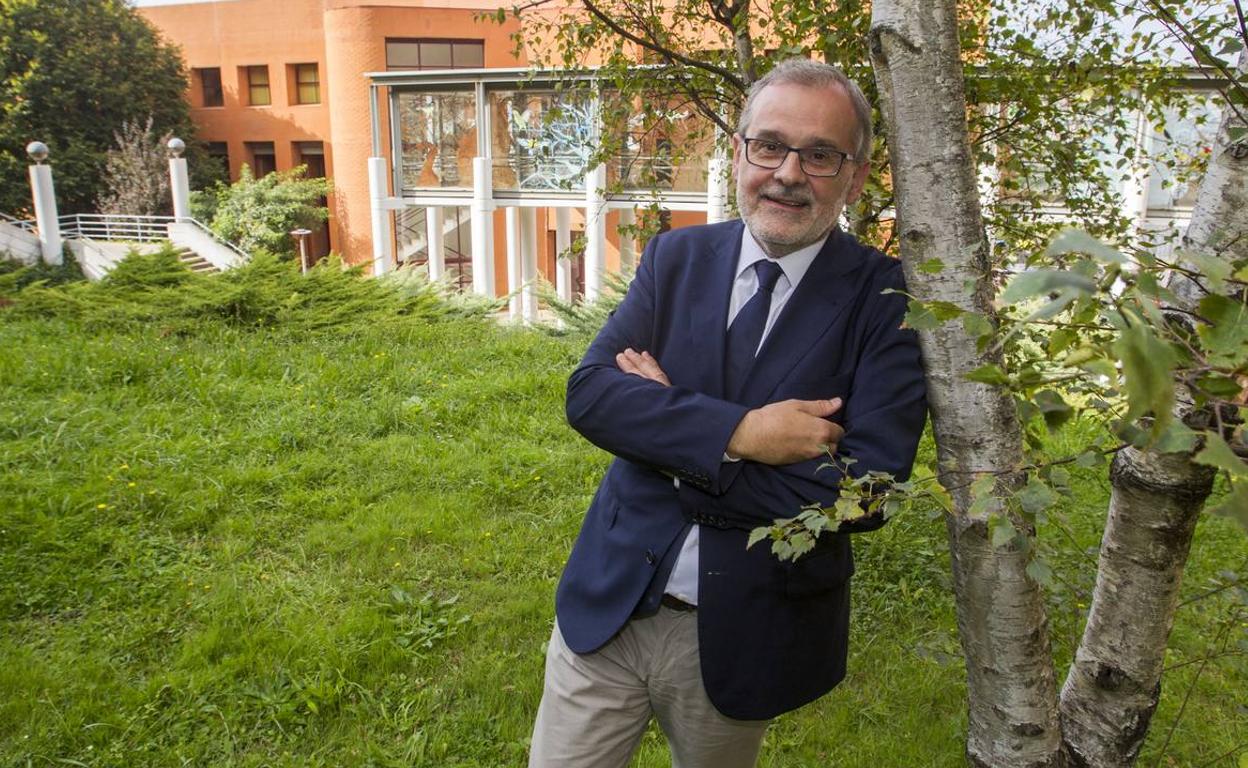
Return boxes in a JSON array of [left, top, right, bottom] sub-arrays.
[[1182, 249, 1233, 293], [1045, 228, 1125, 264], [1048, 328, 1077, 357], [918, 258, 946, 274], [968, 474, 1000, 518], [1193, 434, 1248, 478], [1017, 477, 1058, 515], [1209, 482, 1248, 534], [1034, 389, 1073, 431], [1197, 294, 1248, 367], [1000, 270, 1096, 305], [903, 299, 965, 330], [1112, 309, 1177, 435], [989, 513, 1018, 547], [961, 312, 994, 348], [965, 364, 1010, 386], [1026, 557, 1054, 588], [1155, 422, 1200, 454], [1074, 450, 1103, 468], [747, 526, 771, 550]]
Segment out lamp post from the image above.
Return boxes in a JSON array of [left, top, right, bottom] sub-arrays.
[[167, 137, 191, 222], [26, 141, 63, 266], [290, 228, 312, 273]]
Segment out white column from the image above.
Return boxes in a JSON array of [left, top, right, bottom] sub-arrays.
[[618, 206, 636, 272], [368, 156, 394, 276], [707, 157, 729, 224], [555, 206, 573, 303], [505, 206, 521, 320], [583, 164, 607, 302], [425, 206, 445, 281], [1120, 109, 1152, 229], [28, 164, 62, 266], [521, 207, 539, 323], [471, 156, 495, 296], [169, 157, 191, 221]]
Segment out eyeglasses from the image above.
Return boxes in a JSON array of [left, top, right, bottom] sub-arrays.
[[740, 136, 854, 178]]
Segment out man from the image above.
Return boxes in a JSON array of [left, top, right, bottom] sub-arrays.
[[530, 59, 927, 767]]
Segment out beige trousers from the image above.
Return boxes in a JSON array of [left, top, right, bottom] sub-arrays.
[[528, 606, 770, 768]]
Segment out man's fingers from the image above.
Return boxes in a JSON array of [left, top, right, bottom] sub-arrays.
[[791, 397, 843, 417], [616, 348, 671, 385]]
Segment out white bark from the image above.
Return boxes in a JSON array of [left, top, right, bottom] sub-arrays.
[[1173, 49, 1248, 308], [1059, 449, 1215, 767], [870, 1, 1061, 765], [1059, 48, 1245, 767]]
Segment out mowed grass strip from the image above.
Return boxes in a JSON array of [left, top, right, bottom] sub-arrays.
[[0, 255, 1244, 767]]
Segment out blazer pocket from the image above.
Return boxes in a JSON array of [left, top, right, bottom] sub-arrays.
[[784, 540, 854, 598]]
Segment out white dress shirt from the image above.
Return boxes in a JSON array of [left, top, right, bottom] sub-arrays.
[[663, 226, 828, 605]]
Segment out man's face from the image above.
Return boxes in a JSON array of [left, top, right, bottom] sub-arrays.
[[732, 81, 870, 258]]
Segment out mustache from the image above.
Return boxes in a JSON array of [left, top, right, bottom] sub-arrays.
[[759, 186, 812, 205]]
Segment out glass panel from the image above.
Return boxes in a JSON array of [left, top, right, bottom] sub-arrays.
[[606, 96, 713, 193], [198, 68, 223, 107], [420, 42, 452, 69], [490, 89, 592, 191], [386, 41, 421, 69], [452, 43, 484, 68], [1147, 93, 1220, 211], [248, 66, 270, 106], [396, 91, 477, 189]]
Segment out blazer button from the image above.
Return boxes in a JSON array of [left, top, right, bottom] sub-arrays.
[[645, 549, 656, 565]]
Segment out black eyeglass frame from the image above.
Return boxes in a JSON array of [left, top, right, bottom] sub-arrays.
[[739, 136, 856, 178]]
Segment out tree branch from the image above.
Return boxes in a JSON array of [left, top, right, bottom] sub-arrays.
[[578, 0, 746, 93]]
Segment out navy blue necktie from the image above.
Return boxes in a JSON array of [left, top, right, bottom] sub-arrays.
[[724, 259, 784, 399]]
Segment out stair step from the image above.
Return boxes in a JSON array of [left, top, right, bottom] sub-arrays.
[[174, 248, 218, 273]]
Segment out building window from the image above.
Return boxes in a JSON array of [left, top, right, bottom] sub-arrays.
[[244, 65, 271, 106], [245, 141, 276, 177], [206, 141, 230, 179], [195, 67, 223, 107], [294, 63, 320, 105], [294, 141, 326, 179], [385, 39, 484, 71]]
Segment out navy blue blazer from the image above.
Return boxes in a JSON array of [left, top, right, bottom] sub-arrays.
[[556, 220, 927, 720]]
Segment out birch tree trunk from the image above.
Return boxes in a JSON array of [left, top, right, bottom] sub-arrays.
[[1058, 48, 1246, 767], [869, 1, 1062, 765]]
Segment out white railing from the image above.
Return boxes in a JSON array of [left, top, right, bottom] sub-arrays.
[[52, 213, 248, 262], [0, 211, 37, 234], [57, 213, 179, 242]]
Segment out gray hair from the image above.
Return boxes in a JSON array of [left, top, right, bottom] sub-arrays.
[[736, 58, 874, 161]]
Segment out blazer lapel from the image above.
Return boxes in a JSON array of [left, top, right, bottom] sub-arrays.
[[739, 229, 868, 404], [682, 222, 743, 400]]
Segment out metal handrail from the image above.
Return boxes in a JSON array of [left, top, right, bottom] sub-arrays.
[[46, 213, 248, 261], [0, 211, 38, 233], [57, 213, 179, 242]]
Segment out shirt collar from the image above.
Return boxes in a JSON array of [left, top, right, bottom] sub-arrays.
[[735, 225, 829, 290]]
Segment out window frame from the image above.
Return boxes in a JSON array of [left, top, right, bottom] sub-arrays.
[[245, 65, 271, 107], [384, 38, 485, 71], [294, 63, 320, 105]]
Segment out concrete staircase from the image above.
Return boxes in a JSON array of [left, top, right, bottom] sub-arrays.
[[175, 245, 218, 274]]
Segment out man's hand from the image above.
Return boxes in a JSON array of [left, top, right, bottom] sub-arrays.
[[616, 348, 671, 386], [727, 398, 845, 465]]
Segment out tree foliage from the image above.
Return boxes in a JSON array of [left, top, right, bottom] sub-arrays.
[[192, 165, 331, 259], [96, 117, 173, 217], [0, 0, 195, 215]]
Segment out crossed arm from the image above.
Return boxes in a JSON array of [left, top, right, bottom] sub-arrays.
[[615, 348, 845, 466]]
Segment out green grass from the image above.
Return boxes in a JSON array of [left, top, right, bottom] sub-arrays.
[[1, 255, 1244, 767]]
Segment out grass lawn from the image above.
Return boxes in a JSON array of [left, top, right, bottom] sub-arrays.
[[1, 255, 1245, 766]]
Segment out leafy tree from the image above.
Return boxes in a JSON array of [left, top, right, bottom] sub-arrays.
[[96, 117, 173, 217], [192, 165, 331, 259], [0, 0, 195, 215], [509, 0, 1247, 764]]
